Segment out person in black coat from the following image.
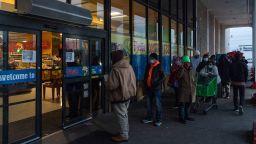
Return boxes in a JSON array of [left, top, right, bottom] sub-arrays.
[[230, 52, 248, 115], [196, 54, 209, 73], [142, 53, 165, 126], [218, 54, 231, 98]]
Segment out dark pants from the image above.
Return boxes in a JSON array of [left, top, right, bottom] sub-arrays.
[[146, 89, 162, 122], [179, 103, 191, 120], [173, 87, 179, 107], [233, 85, 245, 109]]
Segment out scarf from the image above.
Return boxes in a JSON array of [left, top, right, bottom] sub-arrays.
[[147, 60, 160, 88]]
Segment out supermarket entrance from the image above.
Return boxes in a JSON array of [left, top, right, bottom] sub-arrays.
[[0, 26, 107, 144]]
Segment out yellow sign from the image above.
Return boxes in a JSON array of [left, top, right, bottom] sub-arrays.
[[1, 0, 15, 5]]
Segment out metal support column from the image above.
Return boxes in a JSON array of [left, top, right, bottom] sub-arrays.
[[253, 0, 256, 82]]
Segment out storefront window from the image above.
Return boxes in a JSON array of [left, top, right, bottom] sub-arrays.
[[0, 0, 16, 12], [71, 0, 104, 29], [91, 40, 103, 75], [187, 27, 193, 56], [111, 0, 130, 55], [0, 31, 2, 144], [0, 31, 3, 70], [148, 8, 159, 54], [132, 1, 146, 80], [171, 20, 177, 57], [162, 16, 170, 74], [178, 23, 184, 57], [8, 32, 36, 70]]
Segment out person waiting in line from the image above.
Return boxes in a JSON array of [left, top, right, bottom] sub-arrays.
[[142, 53, 165, 126], [199, 57, 221, 100], [168, 56, 181, 109], [196, 53, 209, 73], [176, 56, 196, 124], [191, 50, 201, 72], [218, 54, 231, 99], [106, 47, 136, 142], [230, 52, 248, 115]]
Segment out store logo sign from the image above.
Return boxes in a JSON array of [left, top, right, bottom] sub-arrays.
[[0, 69, 36, 84], [65, 66, 83, 78]]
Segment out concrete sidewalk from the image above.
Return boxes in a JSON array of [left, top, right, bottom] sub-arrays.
[[37, 88, 256, 144]]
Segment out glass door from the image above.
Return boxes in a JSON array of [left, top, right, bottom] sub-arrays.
[[0, 29, 41, 144], [62, 35, 92, 128]]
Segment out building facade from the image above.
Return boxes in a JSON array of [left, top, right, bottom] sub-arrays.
[[0, 0, 196, 143]]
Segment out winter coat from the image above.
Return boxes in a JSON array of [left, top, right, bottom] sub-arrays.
[[200, 65, 221, 84], [217, 55, 231, 85], [230, 60, 248, 86], [176, 67, 196, 103], [191, 56, 202, 72], [107, 59, 137, 103], [144, 62, 165, 90]]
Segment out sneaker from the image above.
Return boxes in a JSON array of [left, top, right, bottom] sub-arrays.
[[111, 135, 128, 142], [186, 117, 195, 121], [233, 108, 239, 112], [154, 121, 162, 127], [179, 119, 186, 124], [239, 106, 244, 115], [142, 119, 153, 124]]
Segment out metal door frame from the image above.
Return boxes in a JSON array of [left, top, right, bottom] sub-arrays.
[[0, 26, 42, 144]]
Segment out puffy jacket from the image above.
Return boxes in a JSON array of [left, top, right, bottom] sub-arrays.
[[107, 59, 137, 103], [144, 63, 165, 90]]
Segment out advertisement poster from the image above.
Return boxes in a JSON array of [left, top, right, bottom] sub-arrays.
[[22, 50, 36, 63], [66, 52, 75, 62]]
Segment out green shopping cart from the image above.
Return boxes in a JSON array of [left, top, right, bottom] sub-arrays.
[[194, 76, 218, 115]]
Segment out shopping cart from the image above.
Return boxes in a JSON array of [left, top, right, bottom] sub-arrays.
[[193, 76, 218, 115]]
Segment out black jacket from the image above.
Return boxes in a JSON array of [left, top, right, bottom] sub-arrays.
[[144, 63, 165, 90], [217, 55, 231, 84], [230, 60, 248, 83]]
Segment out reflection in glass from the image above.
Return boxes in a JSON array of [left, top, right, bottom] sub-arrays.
[[91, 40, 102, 112], [71, 0, 104, 29], [111, 0, 130, 55], [0, 0, 16, 12], [178, 23, 184, 57], [132, 1, 147, 80], [148, 8, 159, 54], [64, 38, 90, 122], [171, 20, 177, 57]]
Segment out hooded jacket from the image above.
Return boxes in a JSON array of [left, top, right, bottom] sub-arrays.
[[107, 59, 137, 103]]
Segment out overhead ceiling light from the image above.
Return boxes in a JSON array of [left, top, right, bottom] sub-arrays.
[[22, 40, 27, 43], [111, 15, 128, 19], [111, 11, 122, 16]]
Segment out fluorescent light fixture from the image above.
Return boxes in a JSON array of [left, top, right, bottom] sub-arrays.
[[22, 40, 27, 43], [111, 11, 121, 16], [111, 15, 128, 19]]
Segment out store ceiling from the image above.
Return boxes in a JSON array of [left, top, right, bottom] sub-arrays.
[[200, 0, 252, 27]]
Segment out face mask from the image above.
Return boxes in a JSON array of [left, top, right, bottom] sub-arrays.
[[208, 64, 213, 68], [150, 59, 155, 64], [194, 55, 199, 59], [203, 58, 208, 62]]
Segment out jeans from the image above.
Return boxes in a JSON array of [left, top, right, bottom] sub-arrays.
[[112, 100, 130, 139], [233, 85, 245, 109], [146, 89, 162, 122], [179, 103, 191, 120]]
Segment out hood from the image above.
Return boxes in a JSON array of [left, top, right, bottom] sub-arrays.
[[112, 59, 130, 69]]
